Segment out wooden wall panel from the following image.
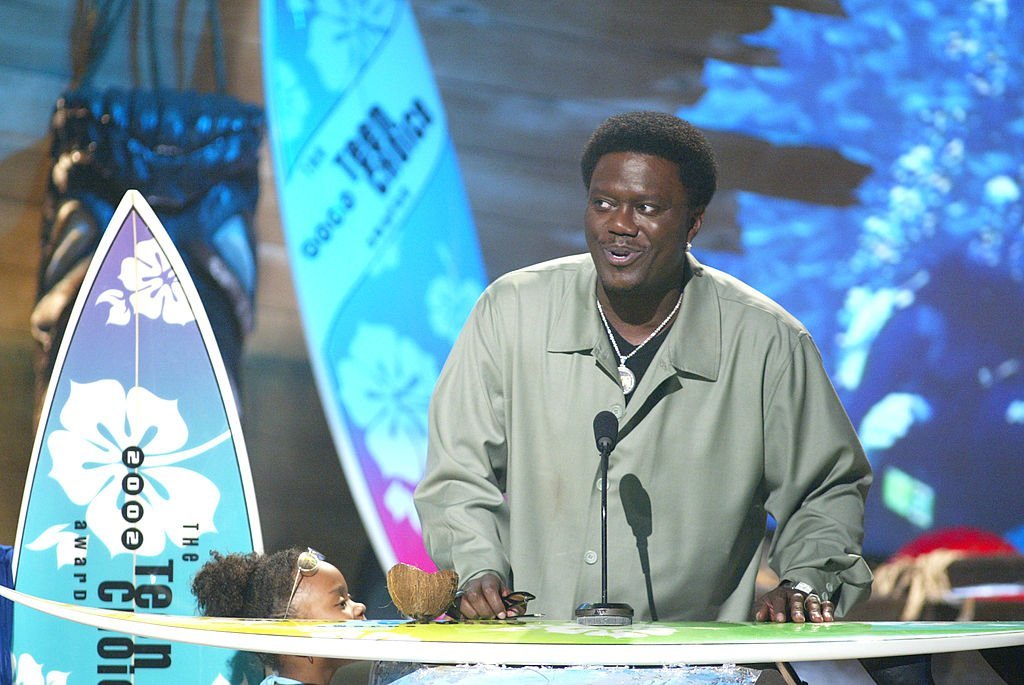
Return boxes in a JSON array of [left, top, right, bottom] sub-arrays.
[[412, 0, 782, 79], [0, 132, 49, 206], [0, 197, 41, 334], [0, 334, 34, 545], [415, 16, 705, 102], [255, 150, 284, 244]]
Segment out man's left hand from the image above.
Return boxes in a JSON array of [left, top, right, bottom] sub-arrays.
[[754, 584, 834, 623]]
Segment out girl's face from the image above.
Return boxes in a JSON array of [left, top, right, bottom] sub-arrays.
[[291, 560, 366, 621]]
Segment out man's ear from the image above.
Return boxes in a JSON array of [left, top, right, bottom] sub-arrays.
[[687, 208, 706, 244]]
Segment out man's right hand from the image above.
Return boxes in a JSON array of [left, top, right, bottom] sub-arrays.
[[459, 573, 521, 619]]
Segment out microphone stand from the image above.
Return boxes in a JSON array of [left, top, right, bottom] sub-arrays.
[[601, 447, 609, 606], [576, 414, 634, 626]]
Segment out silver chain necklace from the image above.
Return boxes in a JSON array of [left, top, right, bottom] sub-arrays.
[[596, 292, 683, 395]]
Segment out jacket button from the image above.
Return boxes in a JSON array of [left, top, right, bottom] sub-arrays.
[[584, 550, 598, 564]]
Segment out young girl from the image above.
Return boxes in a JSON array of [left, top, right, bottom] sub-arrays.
[[192, 547, 366, 684]]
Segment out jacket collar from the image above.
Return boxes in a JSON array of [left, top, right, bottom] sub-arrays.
[[548, 253, 721, 382]]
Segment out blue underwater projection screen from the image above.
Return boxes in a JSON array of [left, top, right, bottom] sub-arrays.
[[675, 0, 1024, 557]]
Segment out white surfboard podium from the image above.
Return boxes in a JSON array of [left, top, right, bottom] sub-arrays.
[[3, 584, 1024, 669]]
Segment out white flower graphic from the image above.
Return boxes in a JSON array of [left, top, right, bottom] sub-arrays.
[[273, 60, 312, 144], [307, 0, 395, 92], [426, 276, 482, 344], [542, 624, 678, 640], [25, 524, 86, 569], [97, 238, 194, 326], [15, 653, 69, 685], [384, 481, 421, 532], [425, 246, 483, 343], [46, 379, 224, 557], [336, 323, 438, 483]]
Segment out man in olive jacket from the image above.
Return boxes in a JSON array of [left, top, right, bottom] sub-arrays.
[[415, 111, 872, 623]]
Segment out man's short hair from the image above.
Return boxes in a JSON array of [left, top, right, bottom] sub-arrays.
[[581, 111, 718, 209]]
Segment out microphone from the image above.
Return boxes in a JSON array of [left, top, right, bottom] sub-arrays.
[[575, 411, 634, 626], [594, 410, 618, 456], [620, 473, 657, 620]]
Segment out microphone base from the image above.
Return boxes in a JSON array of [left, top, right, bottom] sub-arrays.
[[574, 602, 635, 626]]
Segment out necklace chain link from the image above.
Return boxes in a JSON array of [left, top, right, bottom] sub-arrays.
[[596, 292, 683, 394]]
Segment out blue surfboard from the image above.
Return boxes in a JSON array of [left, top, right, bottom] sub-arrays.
[[12, 190, 263, 682], [261, 0, 487, 571]]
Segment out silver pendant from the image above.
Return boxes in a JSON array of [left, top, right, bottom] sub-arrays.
[[618, 364, 636, 395]]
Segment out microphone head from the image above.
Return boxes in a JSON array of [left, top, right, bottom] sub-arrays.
[[593, 410, 619, 455]]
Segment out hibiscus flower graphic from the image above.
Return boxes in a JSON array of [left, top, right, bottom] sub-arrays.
[[24, 523, 85, 569], [271, 60, 312, 146], [96, 237, 194, 326], [42, 379, 224, 558], [336, 323, 437, 486], [425, 247, 483, 344], [15, 653, 69, 685], [307, 0, 396, 92]]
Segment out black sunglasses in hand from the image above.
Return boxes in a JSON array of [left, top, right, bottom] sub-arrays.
[[501, 590, 536, 614], [445, 589, 539, 620]]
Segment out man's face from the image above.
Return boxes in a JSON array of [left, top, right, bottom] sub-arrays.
[[585, 152, 702, 301]]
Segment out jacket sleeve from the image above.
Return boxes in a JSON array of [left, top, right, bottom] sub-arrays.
[[763, 332, 874, 616], [413, 289, 512, 589]]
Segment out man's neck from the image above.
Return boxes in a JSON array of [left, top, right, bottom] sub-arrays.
[[599, 286, 683, 346]]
